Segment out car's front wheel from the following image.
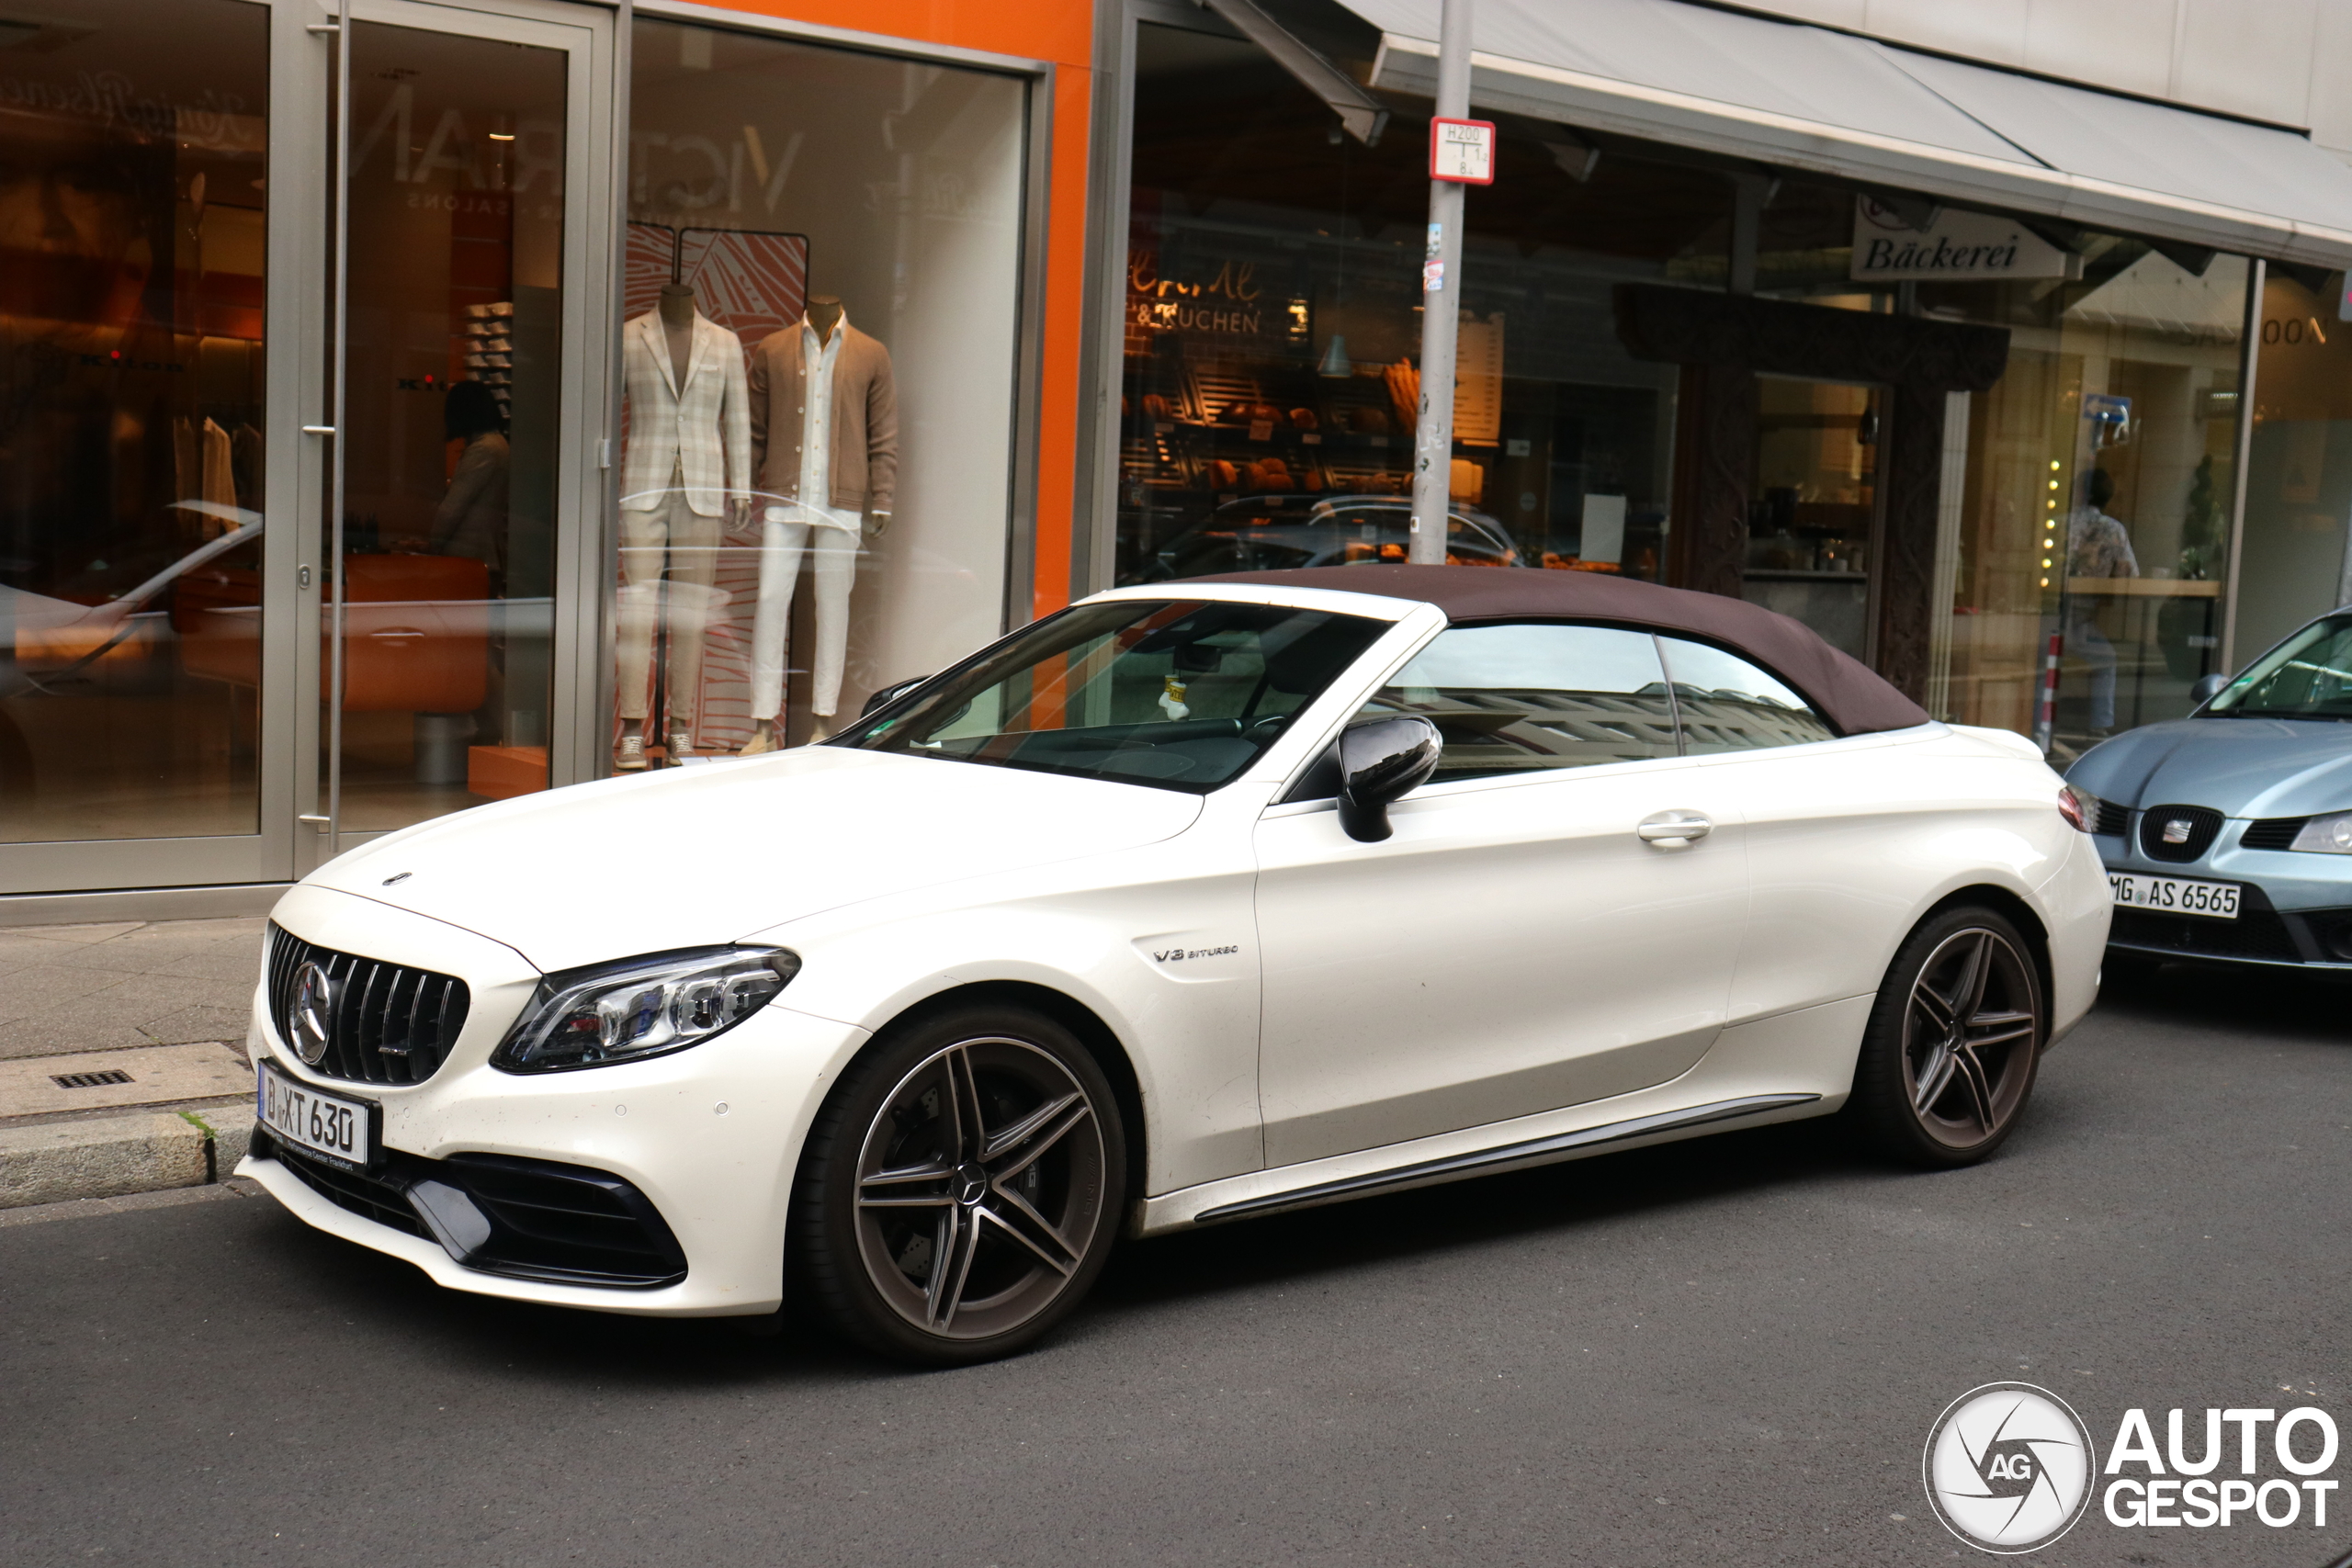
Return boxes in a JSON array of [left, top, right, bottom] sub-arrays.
[[792, 1003, 1126, 1365], [1849, 906, 2046, 1168]]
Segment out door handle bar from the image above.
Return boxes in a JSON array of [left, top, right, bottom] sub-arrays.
[[1637, 812, 1713, 848]]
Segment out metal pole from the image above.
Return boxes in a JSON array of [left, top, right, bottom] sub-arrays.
[[1408, 0, 1472, 563], [602, 0, 634, 780], [324, 0, 353, 859], [2218, 256, 2264, 674]]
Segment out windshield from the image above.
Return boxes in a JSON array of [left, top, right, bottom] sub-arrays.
[[833, 598, 1391, 792], [2207, 615, 2352, 721]]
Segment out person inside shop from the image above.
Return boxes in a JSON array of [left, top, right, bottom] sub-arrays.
[[430, 379, 510, 584], [2065, 467, 2139, 738]]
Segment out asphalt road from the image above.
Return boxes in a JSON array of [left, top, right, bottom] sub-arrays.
[[6, 966, 2350, 1568]]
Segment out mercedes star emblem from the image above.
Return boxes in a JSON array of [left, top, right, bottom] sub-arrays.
[[290, 962, 337, 1066]]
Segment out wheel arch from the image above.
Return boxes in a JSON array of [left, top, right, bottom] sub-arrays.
[[865, 979, 1151, 1218], [1916, 883, 2055, 1021]]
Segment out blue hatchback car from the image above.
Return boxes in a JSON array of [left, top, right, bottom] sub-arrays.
[[2066, 608, 2352, 974]]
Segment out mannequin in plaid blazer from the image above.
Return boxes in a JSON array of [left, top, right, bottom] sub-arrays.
[[616, 289, 750, 765]]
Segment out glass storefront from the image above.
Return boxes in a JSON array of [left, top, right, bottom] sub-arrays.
[[1923, 249, 2248, 756], [1, 0, 270, 845], [1117, 23, 1713, 590], [617, 19, 1027, 761], [0, 0, 1048, 900], [2237, 268, 2352, 665], [1118, 18, 2291, 764]]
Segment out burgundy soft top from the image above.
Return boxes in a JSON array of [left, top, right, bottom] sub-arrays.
[[1192, 564, 1931, 737]]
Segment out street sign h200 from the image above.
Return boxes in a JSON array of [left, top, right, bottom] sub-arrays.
[[1430, 118, 1497, 185]]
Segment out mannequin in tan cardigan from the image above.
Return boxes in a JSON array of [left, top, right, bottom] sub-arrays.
[[740, 295, 898, 750]]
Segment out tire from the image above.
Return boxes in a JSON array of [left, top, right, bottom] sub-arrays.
[[791, 1003, 1127, 1366], [1848, 906, 2047, 1169]]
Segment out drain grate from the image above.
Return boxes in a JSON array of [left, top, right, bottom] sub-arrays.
[[51, 1068, 135, 1089]]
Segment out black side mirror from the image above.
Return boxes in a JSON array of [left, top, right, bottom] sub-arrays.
[[1338, 716, 1442, 842], [2189, 672, 2228, 706], [860, 675, 930, 718]]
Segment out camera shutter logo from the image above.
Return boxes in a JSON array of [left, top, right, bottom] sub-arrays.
[[1924, 1382, 2095, 1552], [290, 962, 338, 1066]]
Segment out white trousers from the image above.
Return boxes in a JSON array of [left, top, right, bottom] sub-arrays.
[[615, 485, 721, 726], [750, 521, 858, 719]]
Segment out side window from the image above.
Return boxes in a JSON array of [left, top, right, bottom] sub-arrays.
[[1657, 637, 1835, 753], [1359, 622, 1679, 782]]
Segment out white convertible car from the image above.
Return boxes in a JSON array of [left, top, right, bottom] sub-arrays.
[[241, 566, 2109, 1363]]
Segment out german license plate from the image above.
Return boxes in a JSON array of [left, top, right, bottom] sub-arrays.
[[2109, 873, 2240, 919], [256, 1060, 376, 1168]]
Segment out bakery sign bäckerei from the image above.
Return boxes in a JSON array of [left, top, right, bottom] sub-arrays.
[[1849, 197, 2080, 282]]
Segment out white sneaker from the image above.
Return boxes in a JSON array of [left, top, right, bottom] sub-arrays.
[[615, 734, 646, 771], [739, 727, 780, 756]]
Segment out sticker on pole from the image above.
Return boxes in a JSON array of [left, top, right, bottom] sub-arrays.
[[1430, 118, 1497, 185]]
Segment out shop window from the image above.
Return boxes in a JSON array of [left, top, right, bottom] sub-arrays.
[[2235, 268, 2352, 664], [0, 0, 269, 844], [618, 21, 1027, 766], [1361, 622, 1679, 780], [1118, 21, 1719, 593], [1928, 246, 2249, 753]]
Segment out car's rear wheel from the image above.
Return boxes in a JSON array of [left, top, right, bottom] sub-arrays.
[[1849, 907, 2045, 1168], [792, 1004, 1126, 1365]]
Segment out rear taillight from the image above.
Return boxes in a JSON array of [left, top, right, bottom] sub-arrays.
[[2058, 784, 2093, 833]]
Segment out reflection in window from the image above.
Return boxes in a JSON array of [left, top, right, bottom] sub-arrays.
[[1657, 637, 1834, 753], [1362, 623, 1679, 780], [0, 0, 269, 844], [330, 19, 568, 828], [1116, 20, 1694, 589], [1134, 497, 1522, 582]]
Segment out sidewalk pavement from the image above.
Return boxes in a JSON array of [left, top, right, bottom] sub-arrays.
[[0, 918, 266, 1211]]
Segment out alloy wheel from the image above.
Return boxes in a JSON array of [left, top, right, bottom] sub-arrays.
[[1901, 927, 2041, 1149], [851, 1036, 1110, 1342]]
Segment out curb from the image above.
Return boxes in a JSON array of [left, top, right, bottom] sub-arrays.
[[0, 1104, 256, 1210]]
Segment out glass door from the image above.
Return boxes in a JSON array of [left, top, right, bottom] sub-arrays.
[[309, 0, 605, 866]]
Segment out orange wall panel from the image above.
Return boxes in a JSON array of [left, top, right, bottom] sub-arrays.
[[698, 0, 1091, 66]]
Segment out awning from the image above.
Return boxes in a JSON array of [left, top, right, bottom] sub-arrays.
[[1343, 0, 2352, 269]]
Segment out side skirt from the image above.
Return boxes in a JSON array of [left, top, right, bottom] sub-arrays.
[[1189, 1092, 1821, 1225]]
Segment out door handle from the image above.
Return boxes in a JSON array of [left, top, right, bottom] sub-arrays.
[[1636, 809, 1713, 848]]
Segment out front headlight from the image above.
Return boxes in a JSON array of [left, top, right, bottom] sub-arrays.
[[492, 946, 801, 1074], [2290, 811, 2352, 854]]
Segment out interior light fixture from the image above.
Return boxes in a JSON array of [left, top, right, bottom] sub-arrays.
[[1317, 333, 1352, 378]]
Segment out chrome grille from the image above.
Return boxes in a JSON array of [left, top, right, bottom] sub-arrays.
[[265, 923, 469, 1086]]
